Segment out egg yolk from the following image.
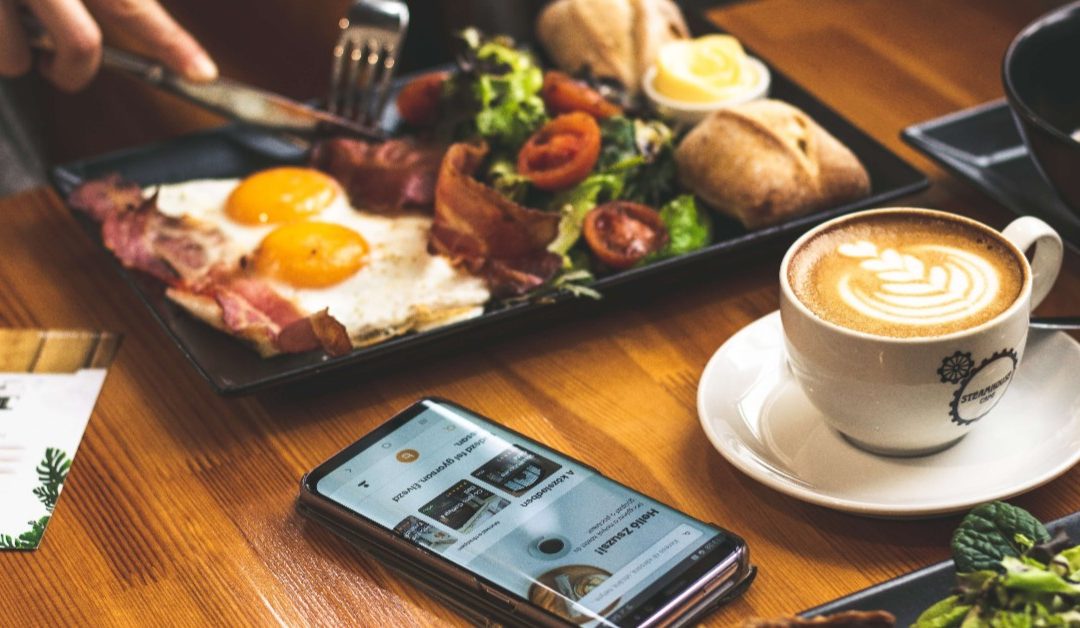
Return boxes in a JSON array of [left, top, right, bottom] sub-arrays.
[[226, 167, 341, 225], [252, 222, 369, 288]]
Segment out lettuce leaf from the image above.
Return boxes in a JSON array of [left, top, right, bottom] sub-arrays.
[[450, 34, 546, 149], [647, 195, 712, 261], [912, 595, 971, 628], [547, 174, 624, 258], [596, 117, 677, 206]]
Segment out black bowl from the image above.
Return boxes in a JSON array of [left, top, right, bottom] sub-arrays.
[[1003, 0, 1080, 216]]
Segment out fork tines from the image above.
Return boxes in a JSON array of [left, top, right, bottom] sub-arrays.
[[327, 1, 409, 130]]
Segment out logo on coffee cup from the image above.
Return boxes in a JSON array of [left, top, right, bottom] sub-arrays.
[[938, 349, 1018, 425]]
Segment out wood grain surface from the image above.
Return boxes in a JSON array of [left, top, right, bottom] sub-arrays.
[[3, 0, 1080, 625]]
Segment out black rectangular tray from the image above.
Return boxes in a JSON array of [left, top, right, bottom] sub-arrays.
[[50, 12, 927, 395], [902, 99, 1080, 251], [802, 509, 1080, 624]]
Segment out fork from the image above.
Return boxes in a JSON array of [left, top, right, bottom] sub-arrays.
[[327, 0, 410, 129]]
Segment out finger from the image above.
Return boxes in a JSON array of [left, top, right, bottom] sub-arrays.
[[85, 0, 217, 81], [0, 0, 32, 76], [28, 0, 103, 91]]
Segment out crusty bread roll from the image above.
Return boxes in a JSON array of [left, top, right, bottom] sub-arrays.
[[675, 99, 871, 230], [536, 0, 689, 93]]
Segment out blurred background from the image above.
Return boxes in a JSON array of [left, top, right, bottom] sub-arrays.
[[33, 0, 550, 165], [6, 0, 1074, 187]]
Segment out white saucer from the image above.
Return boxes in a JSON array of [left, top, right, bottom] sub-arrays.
[[697, 311, 1080, 518]]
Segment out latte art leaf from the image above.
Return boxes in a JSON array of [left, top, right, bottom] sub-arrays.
[[836, 240, 1000, 326]]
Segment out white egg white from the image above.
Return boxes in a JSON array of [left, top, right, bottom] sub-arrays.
[[150, 177, 491, 345]]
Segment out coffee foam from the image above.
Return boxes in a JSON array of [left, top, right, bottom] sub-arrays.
[[788, 212, 1026, 338]]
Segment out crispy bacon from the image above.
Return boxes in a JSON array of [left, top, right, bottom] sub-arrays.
[[279, 310, 351, 356], [311, 138, 444, 212], [68, 176, 351, 357], [430, 142, 561, 297]]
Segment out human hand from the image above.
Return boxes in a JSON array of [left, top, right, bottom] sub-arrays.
[[0, 0, 217, 91]]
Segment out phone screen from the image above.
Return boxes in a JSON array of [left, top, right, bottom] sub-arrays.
[[309, 399, 741, 627]]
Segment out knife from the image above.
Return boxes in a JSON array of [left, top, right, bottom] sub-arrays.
[[24, 17, 384, 141]]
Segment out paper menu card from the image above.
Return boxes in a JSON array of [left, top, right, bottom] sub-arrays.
[[0, 330, 119, 550]]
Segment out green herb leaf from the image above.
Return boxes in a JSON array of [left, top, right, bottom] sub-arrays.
[[952, 502, 1051, 573]]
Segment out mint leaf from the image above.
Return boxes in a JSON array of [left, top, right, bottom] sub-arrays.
[[951, 501, 1050, 573]]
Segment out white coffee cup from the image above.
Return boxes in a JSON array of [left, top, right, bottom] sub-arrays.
[[779, 208, 1063, 456]]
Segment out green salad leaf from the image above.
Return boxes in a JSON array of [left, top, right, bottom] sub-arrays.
[[446, 32, 547, 149], [594, 117, 677, 207], [1056, 545, 1080, 581], [597, 116, 640, 171], [910, 503, 1080, 628], [547, 174, 624, 258], [912, 596, 972, 628], [486, 154, 531, 204], [647, 195, 712, 262], [952, 502, 1051, 573]]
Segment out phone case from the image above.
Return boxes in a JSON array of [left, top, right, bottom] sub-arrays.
[[295, 398, 754, 627]]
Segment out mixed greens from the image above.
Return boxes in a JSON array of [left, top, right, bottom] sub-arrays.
[[441, 29, 547, 150], [423, 30, 711, 295], [914, 502, 1080, 627]]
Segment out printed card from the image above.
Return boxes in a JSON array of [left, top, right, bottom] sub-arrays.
[[0, 330, 119, 550]]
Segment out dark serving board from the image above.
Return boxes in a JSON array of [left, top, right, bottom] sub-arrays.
[[902, 99, 1080, 252], [802, 510, 1080, 624], [50, 11, 927, 395]]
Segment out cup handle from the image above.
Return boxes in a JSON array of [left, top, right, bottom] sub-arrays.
[[1001, 216, 1063, 310]]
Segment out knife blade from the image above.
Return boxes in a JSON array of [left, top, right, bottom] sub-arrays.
[[24, 15, 384, 142]]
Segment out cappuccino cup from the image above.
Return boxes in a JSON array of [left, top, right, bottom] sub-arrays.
[[779, 208, 1063, 456]]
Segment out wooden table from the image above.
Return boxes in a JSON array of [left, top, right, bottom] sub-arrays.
[[3, 0, 1079, 624]]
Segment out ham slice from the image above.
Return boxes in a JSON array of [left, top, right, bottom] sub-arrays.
[[311, 138, 444, 212], [430, 142, 562, 297]]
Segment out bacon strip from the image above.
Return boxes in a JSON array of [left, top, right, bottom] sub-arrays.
[[67, 174, 143, 222], [430, 142, 561, 297], [196, 277, 351, 357], [69, 175, 223, 284], [68, 176, 351, 357], [311, 138, 444, 212]]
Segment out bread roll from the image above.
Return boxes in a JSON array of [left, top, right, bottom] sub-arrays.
[[674, 99, 871, 230], [536, 0, 688, 93]]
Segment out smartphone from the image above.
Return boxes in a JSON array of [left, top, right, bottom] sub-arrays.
[[297, 398, 753, 627]]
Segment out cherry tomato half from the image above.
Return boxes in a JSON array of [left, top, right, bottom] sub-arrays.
[[395, 71, 448, 127], [541, 71, 622, 119], [583, 201, 669, 269], [517, 112, 601, 191]]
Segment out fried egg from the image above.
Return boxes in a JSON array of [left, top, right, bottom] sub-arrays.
[[151, 167, 490, 347]]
